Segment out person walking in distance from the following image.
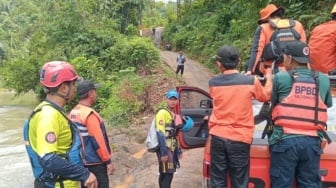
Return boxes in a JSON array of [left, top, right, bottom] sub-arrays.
[[270, 41, 332, 187], [246, 3, 306, 76], [69, 80, 114, 188], [309, 3, 336, 74], [176, 51, 186, 77], [209, 45, 272, 188], [24, 61, 97, 188]]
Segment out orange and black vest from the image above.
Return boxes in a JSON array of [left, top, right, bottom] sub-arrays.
[[69, 104, 111, 165], [272, 71, 327, 136]]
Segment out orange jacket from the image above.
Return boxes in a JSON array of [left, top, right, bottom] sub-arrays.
[[309, 20, 336, 74], [272, 74, 327, 136], [208, 70, 272, 144], [69, 104, 112, 165], [247, 18, 306, 73]]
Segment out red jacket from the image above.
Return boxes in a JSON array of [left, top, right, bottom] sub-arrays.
[[309, 20, 336, 74]]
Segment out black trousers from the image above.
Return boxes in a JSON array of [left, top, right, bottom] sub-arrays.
[[175, 65, 184, 75], [210, 135, 251, 188], [82, 164, 109, 188], [159, 173, 174, 188]]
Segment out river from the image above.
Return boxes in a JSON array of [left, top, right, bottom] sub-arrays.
[[0, 91, 37, 188]]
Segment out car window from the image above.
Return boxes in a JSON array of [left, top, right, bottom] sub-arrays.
[[327, 98, 336, 132], [252, 97, 336, 138], [180, 90, 211, 109]]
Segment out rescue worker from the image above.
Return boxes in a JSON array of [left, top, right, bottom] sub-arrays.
[[155, 89, 184, 188], [69, 80, 114, 188], [25, 61, 97, 188], [208, 45, 272, 188], [309, 3, 336, 74], [270, 41, 332, 187], [246, 3, 306, 76]]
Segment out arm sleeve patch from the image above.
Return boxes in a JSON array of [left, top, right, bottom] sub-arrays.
[[45, 132, 57, 143]]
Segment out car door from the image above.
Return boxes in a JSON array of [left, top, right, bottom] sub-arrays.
[[175, 86, 212, 149]]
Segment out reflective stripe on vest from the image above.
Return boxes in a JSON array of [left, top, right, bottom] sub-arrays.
[[272, 73, 327, 136], [69, 105, 110, 165]]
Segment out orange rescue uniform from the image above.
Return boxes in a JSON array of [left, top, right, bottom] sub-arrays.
[[247, 18, 306, 74], [309, 20, 336, 74], [208, 70, 272, 144]]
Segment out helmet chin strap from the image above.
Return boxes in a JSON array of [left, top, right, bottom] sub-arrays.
[[53, 86, 71, 101], [53, 92, 70, 101]]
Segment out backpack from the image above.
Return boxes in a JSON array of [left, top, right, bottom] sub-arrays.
[[145, 119, 159, 152], [261, 19, 301, 63], [145, 108, 173, 152]]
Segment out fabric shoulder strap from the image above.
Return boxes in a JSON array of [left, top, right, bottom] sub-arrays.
[[311, 71, 319, 125]]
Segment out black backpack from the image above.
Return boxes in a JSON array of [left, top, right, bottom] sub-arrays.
[[261, 19, 301, 63]]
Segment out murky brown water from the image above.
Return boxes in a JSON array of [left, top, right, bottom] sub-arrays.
[[0, 91, 37, 188]]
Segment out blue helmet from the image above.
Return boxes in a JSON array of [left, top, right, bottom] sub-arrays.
[[166, 89, 179, 99], [180, 116, 194, 132]]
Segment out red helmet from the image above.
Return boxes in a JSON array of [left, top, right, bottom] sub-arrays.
[[40, 61, 79, 88]]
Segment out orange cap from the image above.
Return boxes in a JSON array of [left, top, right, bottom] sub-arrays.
[[258, 4, 285, 24]]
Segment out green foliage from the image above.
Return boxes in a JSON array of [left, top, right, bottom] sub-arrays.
[[100, 36, 160, 72], [141, 1, 170, 28], [0, 0, 163, 128], [1, 0, 335, 128], [100, 72, 147, 127], [165, 0, 336, 72], [1, 58, 40, 94]]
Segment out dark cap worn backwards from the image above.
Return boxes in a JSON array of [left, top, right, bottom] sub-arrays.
[[213, 45, 239, 67], [77, 80, 100, 98], [283, 42, 310, 64]]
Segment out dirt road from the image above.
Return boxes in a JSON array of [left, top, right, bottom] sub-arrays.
[[161, 50, 213, 188], [160, 50, 213, 92], [110, 50, 214, 188]]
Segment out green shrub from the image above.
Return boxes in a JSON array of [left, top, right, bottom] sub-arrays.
[[100, 72, 147, 127]]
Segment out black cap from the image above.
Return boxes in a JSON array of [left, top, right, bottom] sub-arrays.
[[77, 80, 100, 99], [212, 45, 239, 68], [283, 42, 310, 64]]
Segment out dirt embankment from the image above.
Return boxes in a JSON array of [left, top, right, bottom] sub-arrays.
[[109, 50, 213, 188]]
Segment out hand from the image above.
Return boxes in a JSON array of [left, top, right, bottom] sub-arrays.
[[84, 172, 97, 188], [245, 71, 252, 75], [203, 115, 209, 121], [178, 151, 183, 159], [161, 155, 168, 162], [107, 163, 114, 175], [265, 68, 272, 75]]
